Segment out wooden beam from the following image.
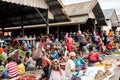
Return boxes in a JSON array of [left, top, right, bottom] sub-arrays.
[[34, 8, 48, 24]]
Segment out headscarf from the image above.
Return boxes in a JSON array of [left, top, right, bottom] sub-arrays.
[[42, 58, 51, 66], [53, 59, 62, 76], [69, 52, 76, 59], [53, 59, 59, 64]]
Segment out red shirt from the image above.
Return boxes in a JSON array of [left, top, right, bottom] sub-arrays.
[[6, 61, 18, 77], [88, 52, 99, 61], [106, 44, 112, 50], [99, 41, 103, 47]]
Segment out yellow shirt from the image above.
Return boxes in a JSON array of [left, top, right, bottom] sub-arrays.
[[110, 40, 114, 46], [18, 63, 25, 74]]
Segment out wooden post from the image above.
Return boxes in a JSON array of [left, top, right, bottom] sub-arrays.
[[92, 20, 96, 30], [46, 9, 49, 34], [78, 24, 80, 31], [2, 27, 4, 37], [21, 16, 24, 37], [57, 26, 59, 38]]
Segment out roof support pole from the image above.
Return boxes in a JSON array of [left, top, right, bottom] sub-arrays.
[[34, 8, 49, 34], [2, 27, 4, 37], [21, 16, 24, 37], [92, 20, 96, 30], [78, 24, 80, 31], [57, 26, 59, 38], [46, 9, 49, 34]]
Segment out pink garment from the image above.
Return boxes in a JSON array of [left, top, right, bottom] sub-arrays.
[[66, 37, 74, 52], [110, 37, 114, 41], [46, 38, 51, 44], [12, 38, 20, 47]]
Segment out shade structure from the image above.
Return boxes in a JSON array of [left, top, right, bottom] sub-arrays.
[[0, 0, 70, 28], [1, 0, 48, 9]]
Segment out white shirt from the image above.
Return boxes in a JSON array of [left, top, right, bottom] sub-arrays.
[[49, 70, 65, 80], [65, 59, 75, 78], [36, 42, 40, 50], [64, 50, 69, 57], [27, 57, 36, 68]]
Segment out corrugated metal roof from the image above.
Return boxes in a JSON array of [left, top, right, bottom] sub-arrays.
[[103, 9, 114, 20], [118, 15, 120, 22], [0, 0, 70, 28], [103, 9, 119, 27], [64, 0, 106, 26], [45, 0, 70, 22], [2, 0, 48, 9], [70, 15, 88, 24], [64, 1, 92, 17]]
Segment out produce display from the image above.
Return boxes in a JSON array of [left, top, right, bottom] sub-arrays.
[[0, 65, 4, 71], [0, 54, 5, 62], [15, 75, 36, 80], [95, 70, 112, 80]]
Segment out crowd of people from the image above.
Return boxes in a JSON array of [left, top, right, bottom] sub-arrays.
[[0, 29, 120, 80]]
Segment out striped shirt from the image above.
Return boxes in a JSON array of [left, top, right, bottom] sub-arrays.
[[6, 61, 18, 77]]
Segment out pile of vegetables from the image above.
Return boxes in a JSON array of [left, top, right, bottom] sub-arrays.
[[0, 54, 5, 62], [113, 51, 120, 54], [19, 50, 26, 57], [0, 65, 4, 71]]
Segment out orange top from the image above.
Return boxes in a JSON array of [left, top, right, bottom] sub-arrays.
[[108, 31, 113, 37], [0, 48, 3, 54]]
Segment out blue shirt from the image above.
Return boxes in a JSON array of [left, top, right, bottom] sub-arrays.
[[50, 51, 59, 59], [74, 58, 85, 67]]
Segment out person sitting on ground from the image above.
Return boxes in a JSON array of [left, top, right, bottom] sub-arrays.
[[1, 57, 18, 79], [50, 48, 59, 60], [96, 46, 104, 60], [74, 53, 85, 70], [17, 59, 25, 75], [23, 52, 30, 66], [26, 54, 36, 71], [49, 59, 65, 80], [86, 45, 101, 66], [1, 45, 8, 60], [41, 58, 51, 80], [105, 41, 112, 55]]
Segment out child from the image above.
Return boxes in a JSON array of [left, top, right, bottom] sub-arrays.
[[105, 41, 112, 55], [17, 59, 25, 74]]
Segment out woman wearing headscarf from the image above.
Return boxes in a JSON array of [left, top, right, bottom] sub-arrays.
[[41, 58, 51, 80], [49, 59, 65, 80]]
